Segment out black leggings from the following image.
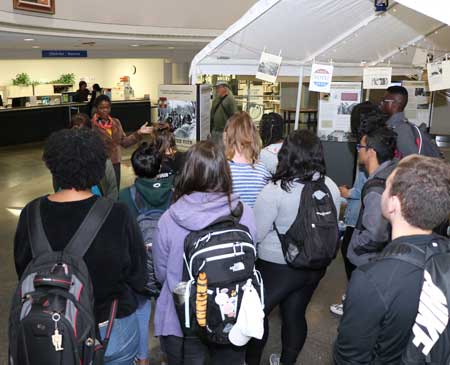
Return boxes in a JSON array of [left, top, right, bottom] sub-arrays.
[[160, 335, 246, 365], [341, 226, 356, 281], [246, 260, 326, 365]]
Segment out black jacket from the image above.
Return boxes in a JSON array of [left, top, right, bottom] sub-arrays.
[[334, 234, 434, 365]]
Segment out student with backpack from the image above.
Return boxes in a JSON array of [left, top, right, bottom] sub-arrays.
[[334, 155, 450, 364], [381, 86, 441, 158], [154, 121, 186, 176], [346, 125, 397, 268], [153, 141, 259, 365], [119, 142, 174, 365], [224, 111, 271, 208], [246, 130, 341, 365], [11, 128, 147, 365], [330, 108, 386, 316]]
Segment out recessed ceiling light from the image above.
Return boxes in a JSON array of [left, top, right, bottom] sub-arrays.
[[130, 44, 140, 47], [24, 38, 35, 42], [168, 46, 175, 50], [32, 45, 40, 49]]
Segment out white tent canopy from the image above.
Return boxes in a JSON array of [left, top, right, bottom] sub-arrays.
[[190, 0, 450, 80]]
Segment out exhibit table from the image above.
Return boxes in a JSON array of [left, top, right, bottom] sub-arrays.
[[0, 99, 152, 146]]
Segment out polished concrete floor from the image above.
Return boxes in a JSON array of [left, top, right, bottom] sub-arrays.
[[0, 143, 346, 365]]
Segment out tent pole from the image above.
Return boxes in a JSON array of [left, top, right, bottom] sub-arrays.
[[294, 66, 304, 131]]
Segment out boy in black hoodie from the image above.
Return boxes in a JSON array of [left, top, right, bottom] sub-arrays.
[[334, 155, 450, 364], [119, 142, 173, 365]]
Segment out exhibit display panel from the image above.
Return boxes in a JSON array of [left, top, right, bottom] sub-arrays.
[[158, 84, 211, 150]]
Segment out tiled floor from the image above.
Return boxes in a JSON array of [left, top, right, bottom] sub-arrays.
[[0, 143, 346, 365]]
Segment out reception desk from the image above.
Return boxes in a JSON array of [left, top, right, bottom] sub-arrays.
[[0, 99, 152, 146]]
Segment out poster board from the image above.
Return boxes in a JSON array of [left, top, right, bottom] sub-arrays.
[[158, 85, 198, 150], [199, 84, 212, 141], [402, 81, 432, 127], [318, 82, 362, 142]]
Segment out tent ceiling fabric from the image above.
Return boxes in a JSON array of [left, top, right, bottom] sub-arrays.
[[190, 0, 450, 79], [395, 0, 450, 26]]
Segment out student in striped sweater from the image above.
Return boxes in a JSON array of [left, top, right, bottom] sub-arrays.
[[224, 111, 271, 208]]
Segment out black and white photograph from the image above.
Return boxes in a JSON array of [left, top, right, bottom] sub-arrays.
[[256, 51, 282, 83], [159, 99, 197, 142], [363, 67, 392, 89], [337, 102, 358, 115]]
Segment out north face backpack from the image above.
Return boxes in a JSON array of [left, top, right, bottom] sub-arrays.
[[275, 177, 339, 269], [9, 197, 117, 365], [178, 202, 264, 345], [130, 185, 169, 298], [378, 236, 450, 364]]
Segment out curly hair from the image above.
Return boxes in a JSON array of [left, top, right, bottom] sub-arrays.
[[43, 128, 107, 191], [273, 129, 326, 192], [94, 94, 111, 108], [131, 142, 162, 179], [390, 155, 450, 230]]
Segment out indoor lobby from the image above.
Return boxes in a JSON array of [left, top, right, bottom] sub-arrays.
[[1, 0, 450, 364]]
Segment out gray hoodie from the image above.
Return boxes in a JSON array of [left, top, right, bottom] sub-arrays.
[[347, 160, 397, 267]]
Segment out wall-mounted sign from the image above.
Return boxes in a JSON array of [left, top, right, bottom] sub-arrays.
[[42, 50, 88, 58], [13, 0, 55, 14], [309, 63, 334, 93]]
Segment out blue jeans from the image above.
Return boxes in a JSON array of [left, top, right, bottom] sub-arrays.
[[100, 311, 139, 365], [136, 297, 151, 360]]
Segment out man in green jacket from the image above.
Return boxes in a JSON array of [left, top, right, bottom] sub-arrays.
[[210, 81, 238, 137]]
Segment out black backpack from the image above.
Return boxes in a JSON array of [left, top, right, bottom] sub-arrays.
[[177, 202, 263, 345], [377, 236, 450, 364], [9, 197, 117, 365], [275, 177, 339, 269], [409, 122, 442, 158]]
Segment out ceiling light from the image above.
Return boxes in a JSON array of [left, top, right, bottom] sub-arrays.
[[168, 46, 175, 50], [24, 38, 35, 42], [32, 45, 40, 49], [130, 44, 140, 47]]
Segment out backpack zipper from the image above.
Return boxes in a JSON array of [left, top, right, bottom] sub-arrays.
[[188, 242, 256, 276], [193, 229, 253, 249]]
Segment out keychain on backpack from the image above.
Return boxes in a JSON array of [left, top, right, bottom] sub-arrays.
[[51, 313, 64, 352]]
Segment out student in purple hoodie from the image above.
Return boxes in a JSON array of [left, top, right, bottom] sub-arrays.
[[153, 140, 257, 365]]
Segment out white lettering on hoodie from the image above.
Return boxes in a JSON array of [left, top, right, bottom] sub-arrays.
[[412, 270, 449, 355]]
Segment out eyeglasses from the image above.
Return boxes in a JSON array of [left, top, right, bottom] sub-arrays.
[[356, 144, 370, 151], [380, 99, 396, 104]]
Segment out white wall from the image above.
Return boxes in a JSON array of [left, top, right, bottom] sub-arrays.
[[0, 58, 165, 99]]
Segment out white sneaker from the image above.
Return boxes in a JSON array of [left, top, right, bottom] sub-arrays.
[[330, 303, 344, 316], [269, 353, 281, 365]]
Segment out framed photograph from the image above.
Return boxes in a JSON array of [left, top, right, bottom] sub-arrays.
[[13, 0, 55, 14]]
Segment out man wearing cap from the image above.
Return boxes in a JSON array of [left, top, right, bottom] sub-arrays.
[[210, 81, 238, 138]]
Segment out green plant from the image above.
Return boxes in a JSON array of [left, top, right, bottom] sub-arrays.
[[51, 73, 76, 85], [12, 73, 32, 86]]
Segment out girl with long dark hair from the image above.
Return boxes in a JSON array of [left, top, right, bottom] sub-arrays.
[[153, 141, 256, 365], [246, 130, 341, 365]]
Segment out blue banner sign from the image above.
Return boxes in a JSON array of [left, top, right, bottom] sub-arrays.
[[42, 50, 88, 58]]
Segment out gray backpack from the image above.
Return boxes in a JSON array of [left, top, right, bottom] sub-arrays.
[[130, 186, 171, 298]]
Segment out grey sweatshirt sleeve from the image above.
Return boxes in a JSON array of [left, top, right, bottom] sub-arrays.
[[394, 123, 418, 157], [348, 191, 390, 266], [254, 185, 279, 243]]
